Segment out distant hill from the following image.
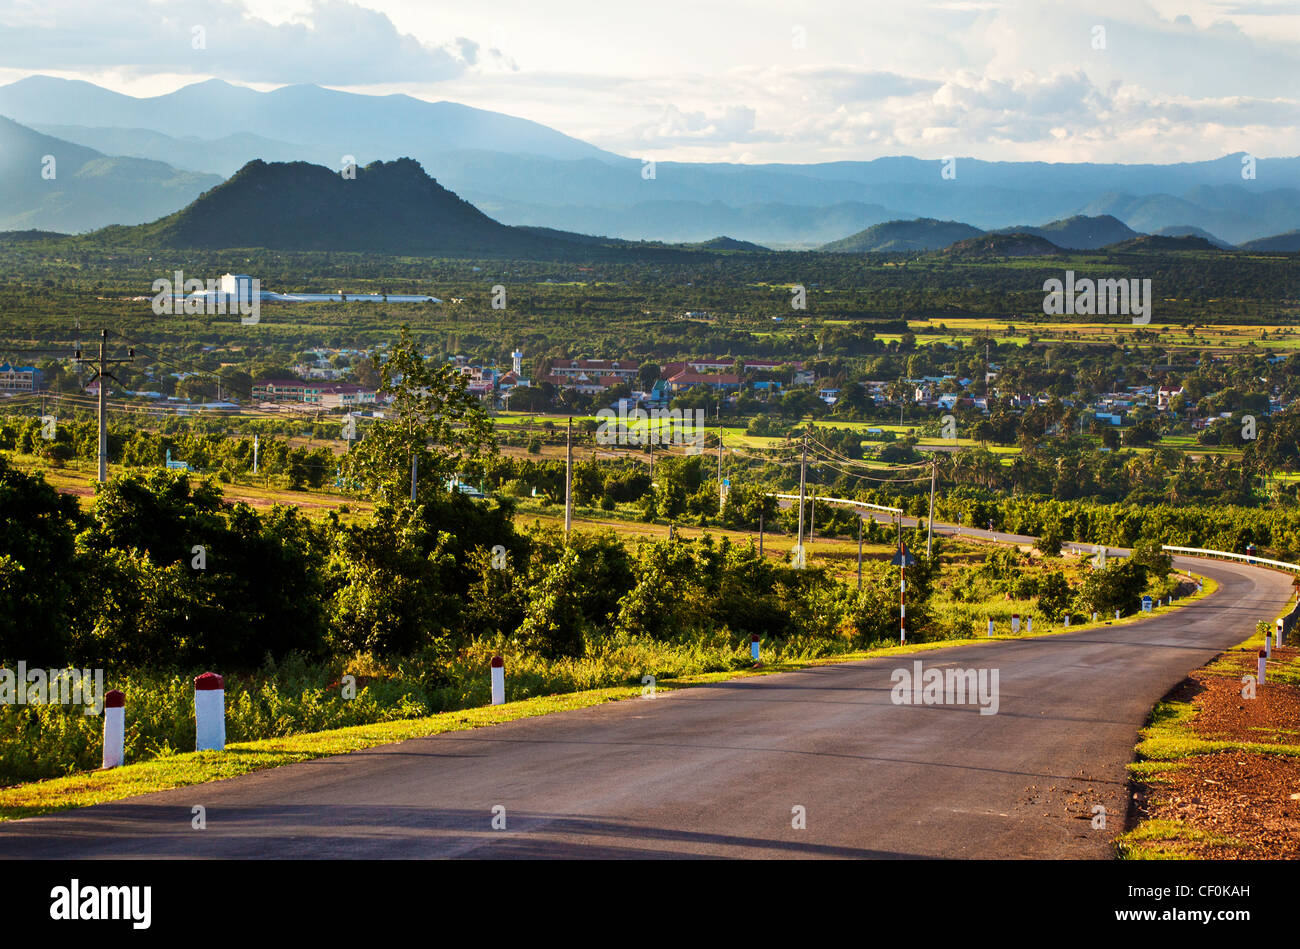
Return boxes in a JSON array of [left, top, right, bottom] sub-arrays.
[[93, 158, 582, 256], [1103, 234, 1222, 252], [820, 218, 984, 252], [33, 123, 324, 178], [513, 225, 631, 247], [0, 116, 220, 232], [1239, 230, 1300, 252], [688, 236, 770, 251], [0, 229, 70, 242], [1080, 189, 1300, 247], [996, 214, 1138, 250], [1153, 225, 1235, 249], [942, 232, 1065, 258]]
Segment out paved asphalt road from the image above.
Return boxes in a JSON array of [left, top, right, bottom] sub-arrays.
[[1, 536, 1292, 859]]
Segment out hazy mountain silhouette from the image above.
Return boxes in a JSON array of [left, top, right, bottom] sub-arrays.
[[0, 116, 220, 232]]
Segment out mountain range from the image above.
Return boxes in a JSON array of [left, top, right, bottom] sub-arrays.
[[0, 115, 220, 232], [1, 74, 1298, 248], [42, 158, 1281, 260]]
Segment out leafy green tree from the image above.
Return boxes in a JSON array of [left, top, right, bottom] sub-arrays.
[[326, 501, 461, 660], [1080, 558, 1148, 616], [343, 327, 496, 502], [0, 457, 83, 664], [73, 471, 329, 667], [1037, 571, 1072, 620]]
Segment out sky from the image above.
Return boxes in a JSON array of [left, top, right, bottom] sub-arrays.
[[0, 0, 1297, 163]]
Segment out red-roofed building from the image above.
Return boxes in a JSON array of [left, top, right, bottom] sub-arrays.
[[666, 370, 742, 393], [549, 358, 639, 381], [686, 357, 799, 372]]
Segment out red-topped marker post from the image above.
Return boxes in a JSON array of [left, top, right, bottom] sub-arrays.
[[194, 672, 225, 751], [102, 689, 125, 769], [490, 656, 505, 706]]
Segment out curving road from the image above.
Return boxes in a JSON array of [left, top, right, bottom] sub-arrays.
[[0, 539, 1292, 859]]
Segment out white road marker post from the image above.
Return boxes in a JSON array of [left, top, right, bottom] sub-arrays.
[[987, 617, 994, 637], [1027, 616, 1033, 634], [490, 655, 505, 705], [1258, 649, 1268, 685], [1011, 613, 1020, 634], [1265, 629, 1272, 658], [1277, 618, 1285, 649], [750, 633, 761, 664], [194, 673, 225, 752], [1115, 610, 1121, 620], [1064, 615, 1071, 627], [102, 689, 125, 770]]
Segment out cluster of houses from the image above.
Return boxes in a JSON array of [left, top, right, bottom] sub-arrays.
[[903, 375, 1262, 431], [250, 380, 378, 410], [20, 336, 1288, 437], [536, 356, 812, 406]]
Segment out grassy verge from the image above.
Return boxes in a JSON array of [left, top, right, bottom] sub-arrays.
[[1116, 603, 1300, 860], [1, 576, 1217, 822]]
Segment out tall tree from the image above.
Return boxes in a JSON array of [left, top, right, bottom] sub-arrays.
[[343, 327, 496, 502]]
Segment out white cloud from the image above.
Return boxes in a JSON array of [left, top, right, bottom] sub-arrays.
[[0, 0, 473, 84], [1, 0, 1297, 162]]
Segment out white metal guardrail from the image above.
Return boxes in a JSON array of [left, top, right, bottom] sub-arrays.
[[1162, 545, 1300, 573], [1163, 546, 1300, 636]]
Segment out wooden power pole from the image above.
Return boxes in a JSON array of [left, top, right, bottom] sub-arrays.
[[73, 329, 133, 482]]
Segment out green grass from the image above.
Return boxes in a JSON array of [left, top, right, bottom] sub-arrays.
[[0, 685, 646, 820], [1115, 820, 1244, 860], [1133, 698, 1300, 763]]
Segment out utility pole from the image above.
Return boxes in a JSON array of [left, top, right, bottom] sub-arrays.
[[253, 434, 259, 475], [718, 415, 724, 514], [796, 433, 808, 567], [564, 415, 573, 538], [927, 458, 937, 558], [759, 509, 764, 557], [73, 329, 133, 482]]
